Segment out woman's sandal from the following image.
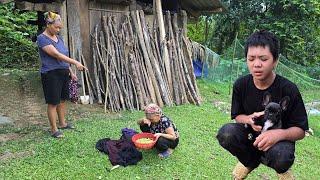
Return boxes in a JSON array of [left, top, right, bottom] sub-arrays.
[[158, 149, 173, 159], [59, 123, 75, 130], [51, 131, 64, 138]]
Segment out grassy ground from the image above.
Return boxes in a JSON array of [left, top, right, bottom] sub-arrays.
[[0, 77, 319, 179]]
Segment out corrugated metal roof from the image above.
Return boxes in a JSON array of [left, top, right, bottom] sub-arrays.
[[1, 0, 225, 17], [180, 0, 225, 17]]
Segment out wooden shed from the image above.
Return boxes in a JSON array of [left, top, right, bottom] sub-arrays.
[[1, 0, 225, 111], [2, 0, 224, 66]]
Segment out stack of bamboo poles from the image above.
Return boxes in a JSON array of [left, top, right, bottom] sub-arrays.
[[84, 10, 201, 112]]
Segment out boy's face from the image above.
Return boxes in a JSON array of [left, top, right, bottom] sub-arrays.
[[146, 113, 161, 123], [246, 45, 277, 82]]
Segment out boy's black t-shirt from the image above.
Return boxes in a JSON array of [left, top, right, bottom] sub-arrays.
[[231, 74, 308, 131]]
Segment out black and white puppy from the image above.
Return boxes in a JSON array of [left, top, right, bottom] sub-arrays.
[[248, 92, 290, 140], [254, 92, 290, 132]]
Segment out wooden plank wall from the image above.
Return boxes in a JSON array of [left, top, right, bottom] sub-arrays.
[[86, 1, 129, 69], [79, 0, 90, 68], [66, 0, 81, 59], [75, 0, 186, 69], [59, 0, 68, 52]]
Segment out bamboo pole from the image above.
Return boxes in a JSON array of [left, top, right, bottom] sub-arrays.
[[181, 10, 187, 38], [128, 50, 143, 109], [80, 54, 94, 104], [131, 10, 161, 105], [87, 10, 202, 111], [102, 16, 111, 111], [126, 14, 150, 106], [182, 36, 201, 105], [139, 10, 172, 106], [172, 13, 188, 104], [92, 25, 103, 104], [98, 31, 106, 94], [155, 0, 172, 94], [166, 11, 181, 105]]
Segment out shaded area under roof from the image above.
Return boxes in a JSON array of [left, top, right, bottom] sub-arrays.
[[0, 0, 225, 17], [138, 0, 225, 17], [178, 0, 225, 17]]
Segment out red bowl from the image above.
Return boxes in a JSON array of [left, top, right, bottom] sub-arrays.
[[132, 133, 156, 150]]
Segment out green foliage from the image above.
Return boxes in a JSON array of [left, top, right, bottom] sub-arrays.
[[187, 16, 215, 45], [0, 3, 38, 69], [259, 0, 320, 66], [206, 0, 320, 66]]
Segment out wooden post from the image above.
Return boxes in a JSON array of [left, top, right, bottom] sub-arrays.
[[181, 10, 188, 38], [67, 0, 85, 97], [79, 0, 90, 70], [131, 10, 161, 105], [139, 10, 171, 106], [67, 0, 82, 59], [155, 0, 172, 95], [59, 0, 68, 48]]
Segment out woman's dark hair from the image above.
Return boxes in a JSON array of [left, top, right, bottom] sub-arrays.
[[244, 30, 280, 61]]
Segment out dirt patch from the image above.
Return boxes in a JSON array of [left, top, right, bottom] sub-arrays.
[[0, 71, 46, 127], [0, 133, 20, 142], [0, 150, 35, 161], [258, 173, 271, 180], [306, 101, 320, 111], [212, 100, 230, 114], [0, 71, 105, 130]]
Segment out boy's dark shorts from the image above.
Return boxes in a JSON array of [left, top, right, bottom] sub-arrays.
[[41, 69, 70, 105]]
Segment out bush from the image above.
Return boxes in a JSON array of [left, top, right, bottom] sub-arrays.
[[0, 3, 39, 69]]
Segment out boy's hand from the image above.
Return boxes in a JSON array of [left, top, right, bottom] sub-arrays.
[[250, 111, 264, 119], [248, 111, 264, 132], [253, 129, 283, 151], [251, 123, 262, 132]]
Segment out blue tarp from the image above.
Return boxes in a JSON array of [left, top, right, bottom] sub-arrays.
[[193, 59, 208, 78]]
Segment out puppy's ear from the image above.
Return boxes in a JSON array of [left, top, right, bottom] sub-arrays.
[[262, 91, 272, 107], [279, 96, 290, 111]]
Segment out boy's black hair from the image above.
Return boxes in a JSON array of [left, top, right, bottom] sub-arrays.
[[244, 30, 280, 61]]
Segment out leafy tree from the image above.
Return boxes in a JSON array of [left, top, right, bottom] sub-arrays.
[[207, 0, 320, 66], [0, 3, 38, 69], [187, 16, 215, 45]]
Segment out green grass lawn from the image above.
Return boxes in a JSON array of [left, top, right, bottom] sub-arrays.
[[0, 79, 319, 179]]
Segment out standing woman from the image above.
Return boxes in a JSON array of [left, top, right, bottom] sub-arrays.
[[37, 12, 86, 138]]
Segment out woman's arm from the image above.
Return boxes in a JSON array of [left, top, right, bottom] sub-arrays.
[[69, 67, 78, 81], [42, 45, 87, 71], [155, 127, 176, 140], [137, 118, 151, 126]]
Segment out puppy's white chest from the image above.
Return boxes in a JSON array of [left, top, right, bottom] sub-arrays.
[[262, 120, 274, 132]]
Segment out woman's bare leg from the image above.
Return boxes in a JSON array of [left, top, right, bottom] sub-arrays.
[[47, 104, 58, 133], [57, 101, 67, 127]]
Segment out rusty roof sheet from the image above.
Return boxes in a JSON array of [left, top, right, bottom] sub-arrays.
[[180, 0, 225, 17]]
